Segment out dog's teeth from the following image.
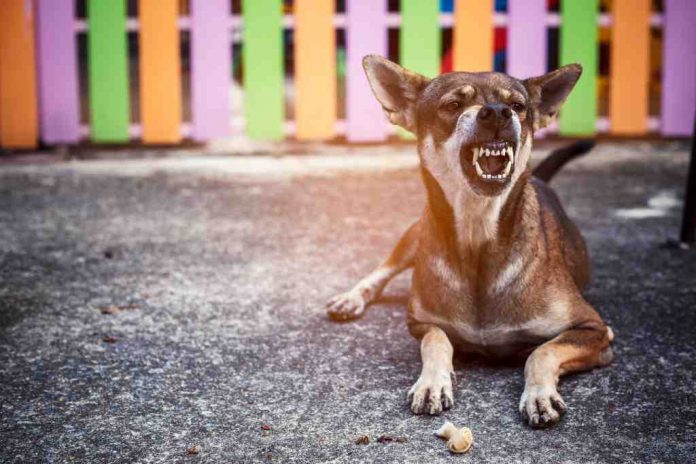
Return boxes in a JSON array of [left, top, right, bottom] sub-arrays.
[[503, 158, 513, 177], [472, 147, 479, 164], [474, 160, 484, 177]]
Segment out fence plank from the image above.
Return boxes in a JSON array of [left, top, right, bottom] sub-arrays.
[[87, 0, 130, 142], [507, 0, 546, 79], [0, 0, 38, 148], [36, 0, 80, 144], [243, 0, 284, 140], [139, 0, 182, 143], [610, 0, 650, 134], [190, 0, 230, 141], [559, 0, 598, 135], [454, 0, 493, 72], [400, 0, 440, 138], [401, 0, 441, 78], [294, 0, 336, 140], [662, 0, 696, 136], [345, 0, 388, 142]]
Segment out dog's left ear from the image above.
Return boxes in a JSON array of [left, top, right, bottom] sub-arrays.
[[524, 64, 582, 130]]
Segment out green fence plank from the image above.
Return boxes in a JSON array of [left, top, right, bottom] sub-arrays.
[[400, 0, 441, 77], [243, 0, 284, 140], [399, 0, 440, 138], [87, 0, 130, 142], [559, 0, 598, 135]]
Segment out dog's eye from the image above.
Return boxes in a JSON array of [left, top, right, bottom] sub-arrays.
[[511, 102, 525, 113], [445, 101, 461, 112]]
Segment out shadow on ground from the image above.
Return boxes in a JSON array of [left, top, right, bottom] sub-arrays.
[[0, 142, 694, 463]]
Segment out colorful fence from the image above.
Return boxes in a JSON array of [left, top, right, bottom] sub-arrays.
[[0, 0, 694, 149]]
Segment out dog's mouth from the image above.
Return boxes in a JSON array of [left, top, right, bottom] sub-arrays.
[[461, 140, 515, 184]]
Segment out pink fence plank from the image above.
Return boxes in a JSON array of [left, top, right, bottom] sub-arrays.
[[507, 0, 547, 80], [35, 0, 80, 144], [661, 0, 696, 136], [345, 0, 388, 142], [190, 0, 230, 140]]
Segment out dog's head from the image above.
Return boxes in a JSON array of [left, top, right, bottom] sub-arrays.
[[363, 56, 581, 198]]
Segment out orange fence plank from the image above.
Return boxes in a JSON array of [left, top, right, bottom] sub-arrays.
[[610, 0, 651, 134], [453, 0, 493, 72], [139, 0, 182, 143], [294, 0, 336, 140], [0, 0, 38, 148]]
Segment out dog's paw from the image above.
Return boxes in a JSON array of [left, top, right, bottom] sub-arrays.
[[519, 384, 567, 428], [326, 290, 367, 322], [407, 371, 455, 415]]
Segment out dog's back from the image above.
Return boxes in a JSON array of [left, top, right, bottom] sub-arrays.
[[531, 140, 595, 289]]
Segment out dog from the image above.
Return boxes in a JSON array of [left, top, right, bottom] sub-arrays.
[[326, 55, 614, 428]]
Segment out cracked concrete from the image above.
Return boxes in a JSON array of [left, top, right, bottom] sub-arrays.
[[0, 141, 694, 463]]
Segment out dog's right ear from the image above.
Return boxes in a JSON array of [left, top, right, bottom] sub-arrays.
[[362, 55, 430, 133]]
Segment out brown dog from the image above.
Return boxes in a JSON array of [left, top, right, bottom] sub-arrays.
[[326, 56, 614, 428]]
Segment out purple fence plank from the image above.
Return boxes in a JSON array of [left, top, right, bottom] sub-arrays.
[[507, 0, 547, 80], [345, 0, 388, 142], [191, 0, 230, 140], [35, 0, 80, 144], [661, 0, 696, 136]]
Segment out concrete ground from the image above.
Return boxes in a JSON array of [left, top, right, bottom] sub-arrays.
[[0, 141, 694, 463]]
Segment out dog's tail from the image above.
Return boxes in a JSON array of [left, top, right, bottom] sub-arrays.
[[532, 139, 595, 183]]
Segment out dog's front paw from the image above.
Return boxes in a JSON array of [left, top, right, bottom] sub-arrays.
[[326, 290, 367, 322], [519, 384, 567, 428], [407, 371, 455, 415]]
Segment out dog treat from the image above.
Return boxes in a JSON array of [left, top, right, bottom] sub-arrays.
[[434, 421, 473, 454]]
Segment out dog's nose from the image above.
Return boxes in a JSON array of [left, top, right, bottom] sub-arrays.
[[477, 104, 512, 131]]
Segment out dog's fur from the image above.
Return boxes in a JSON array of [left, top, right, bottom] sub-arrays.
[[326, 56, 614, 428]]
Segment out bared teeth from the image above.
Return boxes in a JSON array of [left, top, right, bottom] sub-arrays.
[[469, 143, 515, 181]]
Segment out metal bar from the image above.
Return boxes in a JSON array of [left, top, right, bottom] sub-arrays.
[[680, 115, 696, 244]]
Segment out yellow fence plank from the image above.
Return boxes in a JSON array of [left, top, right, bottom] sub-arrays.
[[610, 0, 651, 134], [453, 0, 493, 72], [0, 0, 38, 148], [139, 0, 182, 143], [294, 0, 336, 140]]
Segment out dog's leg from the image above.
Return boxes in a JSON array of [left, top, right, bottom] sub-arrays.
[[326, 220, 419, 321], [520, 321, 614, 428], [407, 324, 455, 415]]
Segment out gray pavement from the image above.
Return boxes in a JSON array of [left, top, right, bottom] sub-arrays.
[[0, 141, 694, 463]]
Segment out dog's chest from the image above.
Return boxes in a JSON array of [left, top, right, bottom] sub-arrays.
[[412, 251, 565, 351]]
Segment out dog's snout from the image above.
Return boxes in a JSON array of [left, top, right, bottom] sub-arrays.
[[477, 104, 512, 131]]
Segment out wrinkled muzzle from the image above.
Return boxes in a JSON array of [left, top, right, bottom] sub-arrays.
[[456, 105, 521, 196]]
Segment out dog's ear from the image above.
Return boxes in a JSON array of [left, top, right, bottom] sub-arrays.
[[362, 55, 430, 133], [524, 64, 582, 130]]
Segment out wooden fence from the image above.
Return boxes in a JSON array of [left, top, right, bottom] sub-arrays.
[[0, 0, 694, 149]]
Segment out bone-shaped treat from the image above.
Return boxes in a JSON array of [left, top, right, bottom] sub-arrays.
[[434, 420, 474, 454]]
